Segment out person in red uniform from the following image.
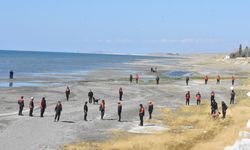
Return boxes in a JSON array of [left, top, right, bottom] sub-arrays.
[[65, 86, 70, 101], [204, 75, 208, 85], [135, 74, 139, 84], [139, 104, 145, 126], [231, 76, 235, 86], [185, 91, 191, 105], [54, 101, 62, 122], [216, 75, 221, 84], [18, 96, 24, 116], [99, 100, 105, 120], [40, 97, 46, 117], [29, 97, 34, 116], [196, 92, 201, 105]]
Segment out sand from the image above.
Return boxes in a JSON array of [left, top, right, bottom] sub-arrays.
[[0, 54, 249, 150]]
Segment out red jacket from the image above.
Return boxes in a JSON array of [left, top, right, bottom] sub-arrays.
[[139, 107, 145, 116]]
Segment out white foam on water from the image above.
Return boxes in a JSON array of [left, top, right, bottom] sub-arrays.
[[224, 139, 250, 150]]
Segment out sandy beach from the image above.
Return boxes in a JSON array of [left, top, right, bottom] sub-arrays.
[[0, 54, 250, 150]]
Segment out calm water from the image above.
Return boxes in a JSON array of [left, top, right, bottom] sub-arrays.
[[0, 50, 167, 79]]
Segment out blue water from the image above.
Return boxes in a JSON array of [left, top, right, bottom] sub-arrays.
[[0, 50, 168, 78]]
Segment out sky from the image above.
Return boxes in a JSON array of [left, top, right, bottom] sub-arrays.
[[0, 0, 249, 54]]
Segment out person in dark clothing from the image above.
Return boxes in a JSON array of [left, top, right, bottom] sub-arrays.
[[84, 101, 88, 121], [156, 75, 160, 85], [9, 70, 14, 79], [99, 100, 105, 120], [139, 104, 145, 126], [88, 90, 93, 104], [210, 91, 215, 105], [231, 76, 235, 86], [148, 101, 153, 119], [230, 90, 236, 104], [186, 76, 190, 86], [204, 75, 208, 85], [221, 101, 228, 119], [129, 74, 133, 83], [117, 102, 122, 122], [40, 97, 46, 117], [54, 101, 62, 122], [65, 86, 70, 101], [211, 99, 218, 115], [18, 96, 24, 116], [29, 97, 34, 117], [119, 88, 123, 101], [196, 92, 201, 105], [185, 91, 191, 105]]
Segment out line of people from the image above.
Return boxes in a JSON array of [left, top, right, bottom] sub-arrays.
[[185, 75, 236, 86]]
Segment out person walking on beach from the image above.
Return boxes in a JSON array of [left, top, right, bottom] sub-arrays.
[[139, 104, 145, 126], [88, 90, 93, 104], [211, 99, 218, 115], [204, 75, 208, 85], [29, 97, 34, 117], [216, 75, 221, 84], [185, 91, 191, 105], [54, 101, 62, 122], [186, 76, 190, 86], [117, 102, 122, 122], [221, 101, 228, 119], [135, 74, 139, 84], [40, 97, 46, 117], [230, 90, 236, 104], [156, 75, 160, 85], [210, 91, 215, 104], [84, 101, 88, 121], [231, 76, 235, 86], [196, 92, 201, 105], [99, 100, 105, 120], [119, 88, 123, 101], [65, 86, 70, 101], [129, 74, 133, 83], [148, 101, 153, 119], [9, 70, 14, 79], [18, 96, 24, 116]]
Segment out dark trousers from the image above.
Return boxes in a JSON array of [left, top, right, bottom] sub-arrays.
[[118, 112, 121, 121], [197, 100, 200, 105], [136, 79, 138, 84], [101, 111, 105, 119], [205, 80, 208, 84], [29, 108, 33, 116], [84, 112, 87, 121], [217, 79, 220, 84], [119, 94, 122, 101], [156, 80, 159, 84], [140, 115, 143, 126], [186, 80, 189, 86], [230, 98, 234, 104], [211, 108, 216, 115], [222, 111, 226, 118], [18, 107, 23, 115], [40, 108, 45, 117], [232, 80, 234, 85], [89, 97, 92, 103], [149, 111, 152, 119], [66, 94, 69, 101], [186, 99, 190, 105], [54, 112, 61, 121]]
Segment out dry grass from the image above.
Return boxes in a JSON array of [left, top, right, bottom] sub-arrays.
[[64, 79, 250, 150]]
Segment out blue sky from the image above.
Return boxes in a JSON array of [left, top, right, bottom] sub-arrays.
[[0, 0, 249, 54]]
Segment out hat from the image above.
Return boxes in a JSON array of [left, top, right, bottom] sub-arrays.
[[31, 97, 34, 100]]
